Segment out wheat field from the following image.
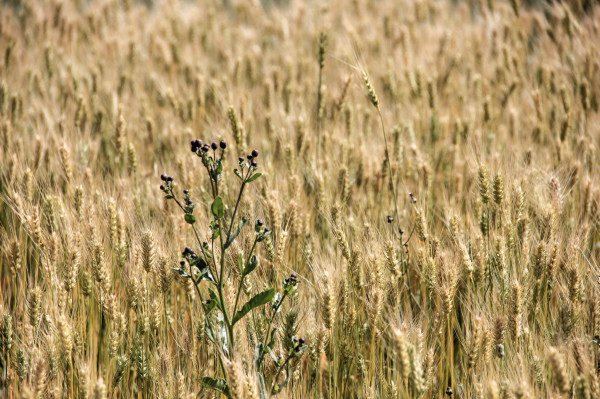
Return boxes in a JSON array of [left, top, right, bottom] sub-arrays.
[[1, 0, 600, 398]]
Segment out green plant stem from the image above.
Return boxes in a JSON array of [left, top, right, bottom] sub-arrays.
[[191, 279, 227, 378], [270, 352, 293, 394], [262, 291, 288, 350], [233, 237, 258, 316], [213, 179, 236, 356], [226, 167, 253, 241]]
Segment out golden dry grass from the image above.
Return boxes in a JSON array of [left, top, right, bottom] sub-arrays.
[[1, 0, 600, 398]]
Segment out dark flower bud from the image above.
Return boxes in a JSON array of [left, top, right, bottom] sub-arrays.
[[194, 139, 202, 147], [247, 154, 253, 160], [251, 160, 258, 167], [191, 253, 197, 258], [446, 387, 453, 396], [211, 142, 218, 150], [202, 241, 208, 247], [161, 174, 167, 181], [191, 141, 198, 151], [167, 176, 174, 182], [251, 149, 259, 157], [184, 247, 192, 254], [387, 215, 394, 223], [298, 338, 305, 344], [183, 189, 189, 195], [160, 184, 165, 190], [180, 261, 185, 266], [257, 219, 264, 226], [264, 227, 270, 233], [238, 156, 244, 163], [202, 145, 210, 152], [220, 140, 227, 149], [185, 199, 192, 205]]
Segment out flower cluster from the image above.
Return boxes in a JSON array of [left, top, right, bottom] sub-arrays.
[[159, 174, 174, 192]]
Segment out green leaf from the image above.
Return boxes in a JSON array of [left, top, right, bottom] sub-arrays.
[[267, 328, 277, 351], [211, 196, 225, 219], [291, 345, 308, 357], [233, 289, 275, 325], [243, 254, 259, 276], [225, 217, 248, 248], [164, 194, 174, 199], [184, 213, 196, 224], [205, 289, 220, 313], [201, 377, 231, 398], [238, 254, 244, 273], [272, 380, 288, 396], [247, 172, 262, 183], [234, 169, 243, 181], [216, 160, 223, 174], [211, 227, 220, 239], [190, 256, 207, 270], [172, 267, 191, 278], [205, 300, 217, 314]]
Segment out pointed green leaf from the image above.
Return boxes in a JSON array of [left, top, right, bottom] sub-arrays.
[[247, 172, 262, 183], [211, 196, 224, 219], [234, 169, 243, 181], [291, 345, 308, 357], [200, 377, 231, 398], [211, 227, 220, 239], [243, 254, 259, 276], [225, 217, 248, 248], [164, 194, 174, 199], [205, 289, 220, 313], [267, 328, 277, 351], [184, 213, 196, 224], [233, 288, 275, 325], [190, 256, 207, 270]]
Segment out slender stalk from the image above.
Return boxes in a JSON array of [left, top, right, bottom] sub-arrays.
[[270, 353, 292, 394], [376, 107, 400, 224], [233, 237, 258, 316], [226, 166, 253, 241], [191, 279, 227, 377], [262, 291, 288, 350]]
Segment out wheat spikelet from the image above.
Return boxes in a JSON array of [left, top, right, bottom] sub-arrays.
[[548, 347, 569, 393], [57, 314, 72, 359], [93, 377, 106, 399], [226, 360, 243, 399], [478, 166, 491, 205], [320, 273, 336, 331], [393, 328, 410, 380], [415, 207, 428, 242], [127, 142, 138, 175], [508, 280, 522, 339], [28, 287, 43, 328], [59, 143, 73, 184], [115, 113, 125, 155], [140, 230, 156, 273]]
